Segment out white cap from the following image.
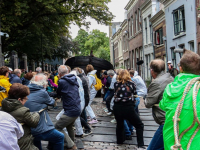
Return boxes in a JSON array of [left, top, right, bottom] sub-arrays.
[[167, 61, 172, 64], [8, 67, 13, 71]]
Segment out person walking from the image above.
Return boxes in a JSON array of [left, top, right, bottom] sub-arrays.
[[86, 64, 98, 124], [2, 83, 40, 150], [145, 59, 174, 150], [113, 70, 145, 149]]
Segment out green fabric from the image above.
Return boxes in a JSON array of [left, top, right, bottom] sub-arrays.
[[159, 73, 200, 150]]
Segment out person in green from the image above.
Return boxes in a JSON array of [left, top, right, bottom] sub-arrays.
[[159, 49, 200, 150]]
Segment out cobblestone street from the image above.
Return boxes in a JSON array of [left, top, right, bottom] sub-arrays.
[[45, 97, 151, 150]]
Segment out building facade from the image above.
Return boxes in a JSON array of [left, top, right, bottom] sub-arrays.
[[140, 0, 157, 80], [161, 0, 197, 68], [149, 1, 167, 68], [109, 22, 122, 66], [125, 0, 145, 77]]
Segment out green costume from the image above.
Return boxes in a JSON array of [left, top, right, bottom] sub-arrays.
[[159, 73, 200, 150]]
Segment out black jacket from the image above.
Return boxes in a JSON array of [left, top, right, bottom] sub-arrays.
[[78, 73, 90, 107]]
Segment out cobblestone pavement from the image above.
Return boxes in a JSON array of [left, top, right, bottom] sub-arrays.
[[81, 97, 147, 150]]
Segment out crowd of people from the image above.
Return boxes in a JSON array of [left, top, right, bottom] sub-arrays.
[[0, 48, 200, 150]]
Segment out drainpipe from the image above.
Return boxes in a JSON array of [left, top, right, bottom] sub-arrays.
[[163, 36, 168, 65], [113, 41, 115, 68], [141, 16, 145, 80], [151, 23, 155, 59]]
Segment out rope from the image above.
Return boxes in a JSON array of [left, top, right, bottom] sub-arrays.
[[20, 108, 47, 126], [171, 77, 200, 150]]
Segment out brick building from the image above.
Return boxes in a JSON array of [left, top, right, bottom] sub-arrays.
[[125, 0, 145, 76]]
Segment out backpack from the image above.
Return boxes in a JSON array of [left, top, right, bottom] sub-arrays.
[[91, 74, 102, 91]]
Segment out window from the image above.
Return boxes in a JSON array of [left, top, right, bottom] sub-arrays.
[[155, 28, 163, 45], [140, 47, 143, 61], [139, 9, 141, 30], [131, 17, 134, 37], [135, 11, 138, 33], [123, 36, 125, 50], [171, 48, 177, 68], [129, 19, 131, 38], [146, 54, 150, 79], [189, 41, 194, 52], [144, 18, 147, 44], [173, 6, 185, 36], [148, 15, 152, 42]]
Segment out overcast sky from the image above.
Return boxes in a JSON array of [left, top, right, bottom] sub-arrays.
[[69, 0, 130, 39]]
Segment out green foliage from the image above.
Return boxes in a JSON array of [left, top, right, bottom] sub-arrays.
[[74, 29, 110, 61], [0, 0, 114, 61]]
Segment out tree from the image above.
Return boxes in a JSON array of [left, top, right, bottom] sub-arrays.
[[74, 29, 110, 61], [0, 0, 114, 61]]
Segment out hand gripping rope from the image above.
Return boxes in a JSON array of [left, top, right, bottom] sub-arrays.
[[171, 77, 200, 150]]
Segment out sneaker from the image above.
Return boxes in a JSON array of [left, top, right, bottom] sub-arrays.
[[87, 116, 91, 121], [126, 135, 132, 140], [75, 134, 84, 138], [104, 109, 109, 113], [84, 130, 92, 135], [107, 112, 112, 116], [111, 119, 116, 123], [88, 119, 98, 124]]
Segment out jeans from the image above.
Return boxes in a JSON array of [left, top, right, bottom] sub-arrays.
[[106, 90, 114, 112], [147, 125, 164, 150], [124, 120, 133, 136], [103, 90, 110, 101], [81, 109, 87, 122], [33, 129, 64, 150], [113, 102, 144, 146]]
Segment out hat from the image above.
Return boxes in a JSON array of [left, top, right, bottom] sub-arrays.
[[8, 67, 13, 71], [167, 61, 172, 64], [103, 71, 107, 75]]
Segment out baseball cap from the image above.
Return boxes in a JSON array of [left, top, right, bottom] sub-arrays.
[[167, 61, 172, 64]]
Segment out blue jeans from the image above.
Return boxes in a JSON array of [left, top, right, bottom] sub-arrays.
[[124, 120, 133, 136], [33, 129, 64, 150], [147, 125, 164, 150], [103, 90, 110, 101]]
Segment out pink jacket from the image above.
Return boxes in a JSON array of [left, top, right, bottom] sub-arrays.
[[48, 79, 58, 88]]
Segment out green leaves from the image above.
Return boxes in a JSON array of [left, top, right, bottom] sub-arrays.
[[1, 0, 113, 62], [74, 29, 110, 61]]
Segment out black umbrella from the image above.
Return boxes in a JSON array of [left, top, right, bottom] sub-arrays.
[[65, 56, 114, 71]]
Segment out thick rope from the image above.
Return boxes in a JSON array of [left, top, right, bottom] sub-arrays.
[[171, 77, 200, 150]]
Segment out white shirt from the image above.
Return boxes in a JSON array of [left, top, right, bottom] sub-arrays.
[[109, 74, 117, 90], [131, 71, 147, 98], [0, 111, 24, 150]]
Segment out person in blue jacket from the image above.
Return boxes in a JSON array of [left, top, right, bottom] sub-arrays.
[[24, 74, 64, 150], [9, 69, 22, 84], [55, 65, 81, 150]]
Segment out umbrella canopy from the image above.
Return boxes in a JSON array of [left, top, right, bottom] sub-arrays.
[[65, 56, 113, 71]]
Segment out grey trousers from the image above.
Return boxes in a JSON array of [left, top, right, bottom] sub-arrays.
[[55, 114, 77, 148]]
